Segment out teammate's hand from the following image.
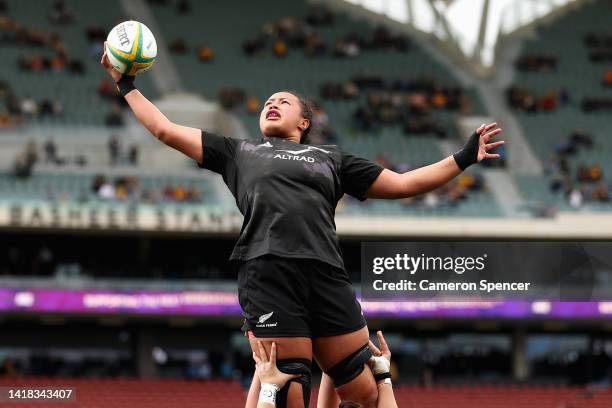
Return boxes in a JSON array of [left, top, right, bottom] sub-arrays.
[[252, 341, 300, 389], [368, 331, 391, 375], [100, 42, 122, 83]]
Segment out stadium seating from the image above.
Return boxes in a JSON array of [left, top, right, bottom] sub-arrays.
[[0, 0, 157, 126], [511, 0, 612, 210], [0, 171, 220, 205]]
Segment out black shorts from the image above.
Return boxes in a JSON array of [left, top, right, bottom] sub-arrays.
[[236, 254, 366, 338]]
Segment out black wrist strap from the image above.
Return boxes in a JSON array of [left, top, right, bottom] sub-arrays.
[[453, 130, 480, 170], [117, 75, 136, 97], [374, 372, 391, 383]]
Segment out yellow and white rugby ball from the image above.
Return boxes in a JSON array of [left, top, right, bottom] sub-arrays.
[[106, 20, 157, 76]]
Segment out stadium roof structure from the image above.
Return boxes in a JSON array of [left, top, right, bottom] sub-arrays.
[[331, 0, 583, 71]]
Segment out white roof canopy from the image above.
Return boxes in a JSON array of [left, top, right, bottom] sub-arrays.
[[341, 0, 578, 67]]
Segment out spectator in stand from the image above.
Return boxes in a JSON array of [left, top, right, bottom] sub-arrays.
[[592, 182, 610, 202], [581, 97, 612, 112], [507, 86, 567, 113], [304, 33, 326, 56], [570, 129, 593, 149], [305, 6, 334, 26], [39, 98, 63, 117], [577, 164, 602, 183], [169, 38, 188, 54], [48, 0, 75, 25], [273, 39, 288, 57], [25, 140, 38, 166], [603, 70, 612, 87], [105, 104, 124, 127], [333, 38, 360, 58], [44, 138, 57, 164], [20, 97, 39, 118], [108, 134, 121, 166], [197, 44, 214, 62], [515, 55, 557, 71], [98, 78, 117, 100], [177, 0, 191, 15], [128, 144, 139, 166], [218, 87, 245, 110], [173, 185, 188, 202], [568, 187, 584, 209], [187, 185, 202, 202], [13, 153, 34, 179], [585, 32, 612, 62], [98, 178, 115, 200], [247, 96, 261, 115], [242, 36, 267, 57]]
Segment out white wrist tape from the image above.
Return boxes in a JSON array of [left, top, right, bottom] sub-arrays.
[[369, 355, 391, 375], [259, 383, 280, 405]]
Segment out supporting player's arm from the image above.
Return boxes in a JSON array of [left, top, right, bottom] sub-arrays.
[[364, 123, 504, 199], [368, 331, 398, 408], [252, 341, 300, 408], [100, 48, 202, 164]]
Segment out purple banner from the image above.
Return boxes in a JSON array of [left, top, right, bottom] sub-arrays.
[[1, 288, 611, 319]]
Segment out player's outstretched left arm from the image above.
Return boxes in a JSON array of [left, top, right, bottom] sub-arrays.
[[365, 123, 504, 199], [100, 46, 202, 163]]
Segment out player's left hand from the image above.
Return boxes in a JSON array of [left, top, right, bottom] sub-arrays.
[[475, 122, 504, 162]]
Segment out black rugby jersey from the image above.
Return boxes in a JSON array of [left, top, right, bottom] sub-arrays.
[[199, 131, 384, 269]]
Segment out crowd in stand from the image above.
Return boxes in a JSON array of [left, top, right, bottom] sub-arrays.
[[90, 174, 203, 204], [149, 0, 215, 62], [13, 139, 88, 179], [0, 81, 25, 127], [547, 129, 611, 208], [0, 4, 84, 75], [107, 134, 139, 166], [506, 86, 570, 113], [10, 133, 143, 180], [585, 32, 612, 62], [583, 33, 612, 111], [0, 1, 86, 126], [12, 139, 86, 178], [515, 55, 557, 72], [160, 3, 408, 62], [321, 75, 468, 137], [512, 31, 612, 113], [337, 154, 487, 212], [9, 135, 189, 204], [242, 8, 409, 59], [168, 38, 215, 62], [0, 79, 65, 125]]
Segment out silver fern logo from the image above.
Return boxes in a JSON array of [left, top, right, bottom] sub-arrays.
[[258, 311, 274, 324]]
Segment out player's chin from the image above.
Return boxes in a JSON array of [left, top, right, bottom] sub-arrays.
[[261, 121, 285, 136]]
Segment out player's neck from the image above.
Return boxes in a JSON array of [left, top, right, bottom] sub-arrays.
[[265, 134, 300, 144]]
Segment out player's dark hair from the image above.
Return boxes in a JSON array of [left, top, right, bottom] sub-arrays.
[[339, 401, 362, 408], [285, 90, 314, 144]]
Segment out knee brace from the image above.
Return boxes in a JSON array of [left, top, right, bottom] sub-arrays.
[[275, 358, 312, 408], [326, 344, 373, 387]]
